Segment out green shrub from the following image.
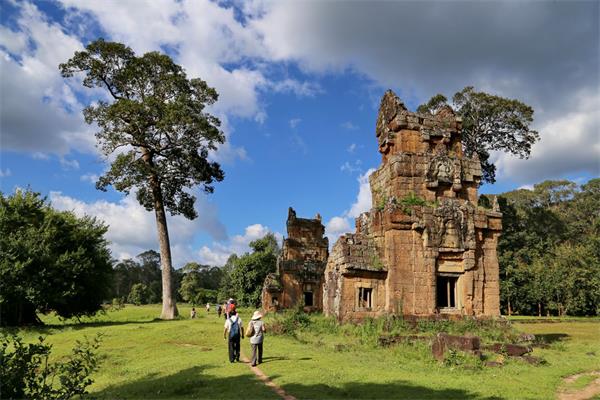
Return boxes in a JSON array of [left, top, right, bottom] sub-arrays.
[[0, 333, 101, 399], [127, 283, 151, 305], [270, 307, 311, 336]]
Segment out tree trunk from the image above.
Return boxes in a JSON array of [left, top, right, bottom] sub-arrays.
[[507, 298, 512, 317], [1, 301, 41, 326], [148, 172, 178, 320], [538, 302, 541, 317]]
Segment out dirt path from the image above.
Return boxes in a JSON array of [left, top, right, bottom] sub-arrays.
[[240, 353, 297, 400], [557, 371, 600, 400]]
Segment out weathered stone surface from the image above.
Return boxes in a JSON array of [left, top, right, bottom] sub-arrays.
[[438, 333, 481, 352], [431, 336, 446, 361], [261, 207, 328, 312], [485, 343, 532, 356], [323, 90, 502, 321]]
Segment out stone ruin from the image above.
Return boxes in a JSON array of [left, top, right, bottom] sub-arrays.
[[261, 207, 329, 312], [260, 90, 502, 321], [322, 90, 502, 321]]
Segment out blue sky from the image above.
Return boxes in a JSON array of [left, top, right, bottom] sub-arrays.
[[1, 0, 598, 267]]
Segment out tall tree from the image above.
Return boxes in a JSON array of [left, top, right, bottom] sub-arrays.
[[0, 190, 112, 326], [418, 87, 539, 183], [60, 39, 225, 319]]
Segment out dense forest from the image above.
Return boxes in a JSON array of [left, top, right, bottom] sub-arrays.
[[487, 178, 600, 316]]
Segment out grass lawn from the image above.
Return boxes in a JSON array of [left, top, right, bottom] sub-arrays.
[[4, 305, 599, 399]]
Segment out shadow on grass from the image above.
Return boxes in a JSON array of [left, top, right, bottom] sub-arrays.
[[535, 333, 569, 344], [91, 366, 504, 400], [260, 356, 290, 363], [17, 318, 170, 334], [93, 365, 280, 400]]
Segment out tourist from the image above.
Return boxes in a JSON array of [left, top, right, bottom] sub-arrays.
[[190, 307, 196, 319], [217, 304, 222, 318], [225, 298, 235, 319], [206, 302, 210, 313], [223, 310, 243, 362], [246, 310, 266, 367]]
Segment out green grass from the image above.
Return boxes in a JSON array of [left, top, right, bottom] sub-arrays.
[[566, 374, 597, 390], [3, 306, 599, 399]]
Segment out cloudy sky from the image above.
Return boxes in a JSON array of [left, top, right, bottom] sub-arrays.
[[1, 0, 598, 266]]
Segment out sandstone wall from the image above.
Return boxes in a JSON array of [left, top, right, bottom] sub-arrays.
[[323, 89, 502, 321]]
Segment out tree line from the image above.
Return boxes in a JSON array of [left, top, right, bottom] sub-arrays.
[[112, 233, 279, 308], [487, 178, 600, 316]]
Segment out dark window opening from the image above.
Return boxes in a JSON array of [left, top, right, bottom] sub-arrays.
[[357, 287, 373, 309], [436, 276, 457, 308], [304, 291, 313, 307], [303, 283, 313, 307]]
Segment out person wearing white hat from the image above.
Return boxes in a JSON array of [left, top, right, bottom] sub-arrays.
[[246, 310, 266, 367]]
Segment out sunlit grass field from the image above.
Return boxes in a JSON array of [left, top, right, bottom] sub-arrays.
[[4, 305, 599, 399]]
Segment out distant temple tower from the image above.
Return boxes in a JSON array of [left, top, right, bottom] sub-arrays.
[[323, 90, 502, 321], [262, 208, 329, 312]]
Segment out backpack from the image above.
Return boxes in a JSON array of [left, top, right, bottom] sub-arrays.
[[229, 317, 240, 338]]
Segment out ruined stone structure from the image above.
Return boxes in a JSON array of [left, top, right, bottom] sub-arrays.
[[262, 208, 328, 312], [323, 90, 502, 321]]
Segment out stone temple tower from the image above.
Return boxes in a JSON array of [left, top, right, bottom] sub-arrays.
[[323, 90, 502, 321]]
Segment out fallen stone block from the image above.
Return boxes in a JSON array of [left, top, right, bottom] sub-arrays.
[[485, 343, 531, 356], [438, 333, 481, 352]]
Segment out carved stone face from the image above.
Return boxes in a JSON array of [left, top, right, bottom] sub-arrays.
[[428, 155, 454, 185], [436, 159, 454, 183]]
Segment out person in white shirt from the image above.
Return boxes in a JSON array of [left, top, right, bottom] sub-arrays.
[[223, 310, 243, 362]]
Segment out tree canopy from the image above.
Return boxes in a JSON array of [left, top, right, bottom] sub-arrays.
[[418, 86, 539, 183], [219, 234, 280, 306], [60, 39, 225, 319], [486, 178, 600, 316], [0, 190, 113, 326]]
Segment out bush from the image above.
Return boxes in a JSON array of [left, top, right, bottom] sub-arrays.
[[270, 307, 311, 336], [0, 333, 101, 399], [128, 283, 151, 305]]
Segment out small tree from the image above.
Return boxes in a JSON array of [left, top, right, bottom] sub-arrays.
[[0, 190, 112, 326], [60, 39, 225, 319], [418, 86, 539, 184], [224, 234, 279, 306], [127, 283, 150, 306]]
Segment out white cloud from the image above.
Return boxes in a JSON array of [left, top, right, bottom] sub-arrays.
[[495, 90, 600, 183], [325, 216, 351, 245], [0, 168, 12, 177], [347, 143, 358, 153], [346, 168, 376, 218], [340, 160, 362, 174], [289, 118, 302, 129], [197, 223, 283, 266], [49, 190, 227, 267], [59, 157, 80, 170], [341, 121, 359, 131], [325, 167, 376, 244], [291, 133, 308, 154], [80, 173, 99, 184], [0, 3, 95, 156], [267, 78, 322, 97], [55, 0, 321, 163]]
